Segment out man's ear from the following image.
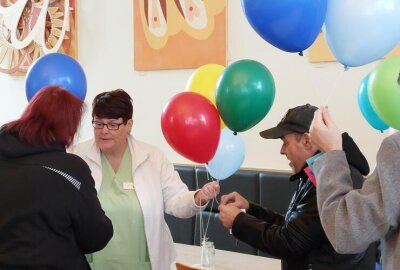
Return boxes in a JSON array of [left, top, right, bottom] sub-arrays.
[[304, 132, 318, 151], [303, 132, 313, 148]]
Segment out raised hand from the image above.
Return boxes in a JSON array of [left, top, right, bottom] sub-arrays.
[[310, 107, 342, 152]]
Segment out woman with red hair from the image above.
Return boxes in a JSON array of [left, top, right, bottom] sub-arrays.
[[0, 86, 113, 269]]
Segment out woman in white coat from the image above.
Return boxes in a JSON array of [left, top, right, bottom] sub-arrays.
[[70, 89, 219, 270]]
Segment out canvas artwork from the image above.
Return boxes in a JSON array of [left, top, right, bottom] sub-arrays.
[[0, 0, 77, 75], [308, 32, 400, 63], [134, 0, 227, 70]]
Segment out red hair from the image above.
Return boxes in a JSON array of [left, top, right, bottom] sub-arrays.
[[3, 86, 84, 146]]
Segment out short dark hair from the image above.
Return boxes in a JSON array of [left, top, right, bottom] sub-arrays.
[[3, 86, 84, 146], [92, 89, 133, 123]]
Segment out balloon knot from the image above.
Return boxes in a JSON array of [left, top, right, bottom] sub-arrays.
[[233, 132, 237, 135], [298, 51, 303, 56], [343, 65, 349, 71]]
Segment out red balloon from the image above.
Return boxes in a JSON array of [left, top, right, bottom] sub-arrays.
[[161, 92, 221, 163]]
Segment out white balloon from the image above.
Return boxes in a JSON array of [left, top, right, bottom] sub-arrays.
[[206, 128, 245, 180], [323, 0, 400, 67]]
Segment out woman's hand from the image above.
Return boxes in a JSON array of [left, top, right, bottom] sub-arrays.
[[194, 181, 220, 206]]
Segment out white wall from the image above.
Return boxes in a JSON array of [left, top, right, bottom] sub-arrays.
[[0, 0, 390, 171]]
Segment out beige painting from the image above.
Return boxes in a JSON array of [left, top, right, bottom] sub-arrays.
[[134, 0, 227, 70]]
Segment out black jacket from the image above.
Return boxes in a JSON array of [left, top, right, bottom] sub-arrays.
[[232, 133, 376, 270], [0, 129, 113, 269]]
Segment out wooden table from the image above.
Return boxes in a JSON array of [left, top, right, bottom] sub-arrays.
[[172, 243, 281, 270]]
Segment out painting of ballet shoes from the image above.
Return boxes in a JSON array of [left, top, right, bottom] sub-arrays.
[[134, 0, 227, 70], [174, 0, 208, 30], [144, 0, 168, 38]]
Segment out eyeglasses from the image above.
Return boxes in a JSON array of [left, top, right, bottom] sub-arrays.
[[92, 120, 125, 130]]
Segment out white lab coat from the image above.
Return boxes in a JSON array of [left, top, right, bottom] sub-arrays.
[[69, 135, 204, 270]]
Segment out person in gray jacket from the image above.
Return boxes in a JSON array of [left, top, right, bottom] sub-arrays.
[[309, 106, 400, 270]]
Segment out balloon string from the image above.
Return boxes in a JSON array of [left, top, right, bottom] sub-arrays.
[[195, 167, 218, 244], [201, 171, 219, 241], [195, 166, 217, 243], [322, 67, 346, 105], [207, 171, 220, 205], [194, 166, 204, 242]]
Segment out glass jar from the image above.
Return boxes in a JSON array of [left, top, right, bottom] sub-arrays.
[[201, 240, 215, 268]]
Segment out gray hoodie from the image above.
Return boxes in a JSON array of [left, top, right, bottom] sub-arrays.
[[314, 132, 400, 270]]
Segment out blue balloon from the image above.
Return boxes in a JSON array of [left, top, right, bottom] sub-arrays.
[[26, 53, 87, 101], [357, 74, 389, 131], [324, 0, 400, 67], [206, 128, 245, 180], [241, 0, 327, 53]]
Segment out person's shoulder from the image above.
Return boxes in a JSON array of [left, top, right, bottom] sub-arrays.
[[377, 132, 400, 162], [39, 151, 92, 184], [60, 152, 92, 171], [380, 132, 400, 151], [131, 137, 164, 155], [383, 131, 400, 144], [68, 138, 95, 155]]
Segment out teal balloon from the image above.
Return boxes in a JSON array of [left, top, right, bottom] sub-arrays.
[[206, 128, 245, 180], [216, 60, 275, 132], [357, 74, 389, 131], [368, 56, 400, 129]]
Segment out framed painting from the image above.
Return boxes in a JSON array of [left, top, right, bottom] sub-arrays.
[[134, 0, 227, 71], [0, 0, 77, 75]]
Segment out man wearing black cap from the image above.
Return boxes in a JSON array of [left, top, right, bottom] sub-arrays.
[[218, 104, 376, 270]]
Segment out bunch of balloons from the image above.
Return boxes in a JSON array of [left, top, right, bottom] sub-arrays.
[[161, 60, 275, 180], [26, 53, 87, 101], [241, 0, 400, 67], [358, 56, 400, 130]]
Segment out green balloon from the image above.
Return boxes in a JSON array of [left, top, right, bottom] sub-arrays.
[[368, 56, 400, 129], [216, 59, 275, 132]]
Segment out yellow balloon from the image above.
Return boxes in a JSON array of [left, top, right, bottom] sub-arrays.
[[186, 64, 226, 128]]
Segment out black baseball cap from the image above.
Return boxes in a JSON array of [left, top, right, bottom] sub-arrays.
[[260, 104, 318, 139]]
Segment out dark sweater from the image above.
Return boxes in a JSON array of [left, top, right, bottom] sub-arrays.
[[0, 129, 113, 269]]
